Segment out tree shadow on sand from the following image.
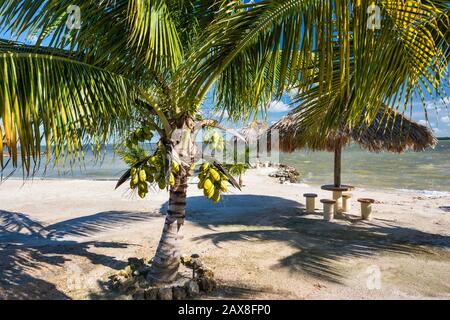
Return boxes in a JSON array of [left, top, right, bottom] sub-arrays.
[[0, 210, 157, 299], [161, 195, 450, 285]]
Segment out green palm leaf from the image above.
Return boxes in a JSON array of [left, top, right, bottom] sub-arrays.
[[0, 48, 138, 174], [186, 0, 449, 128]]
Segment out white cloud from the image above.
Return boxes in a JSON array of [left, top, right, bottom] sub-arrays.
[[409, 97, 450, 137], [268, 100, 290, 113], [418, 120, 428, 126], [426, 96, 449, 110], [432, 127, 442, 134], [210, 109, 228, 119], [441, 116, 450, 124]]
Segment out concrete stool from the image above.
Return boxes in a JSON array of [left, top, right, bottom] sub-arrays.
[[358, 198, 375, 220], [303, 193, 318, 214], [342, 193, 352, 213], [320, 199, 336, 221]]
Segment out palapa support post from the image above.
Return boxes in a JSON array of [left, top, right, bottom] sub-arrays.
[[334, 143, 342, 188], [303, 193, 318, 214], [332, 143, 343, 214]]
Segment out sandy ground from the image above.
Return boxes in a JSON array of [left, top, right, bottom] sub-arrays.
[[0, 169, 449, 300]]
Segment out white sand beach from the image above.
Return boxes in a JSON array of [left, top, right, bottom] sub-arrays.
[[1, 169, 449, 300]]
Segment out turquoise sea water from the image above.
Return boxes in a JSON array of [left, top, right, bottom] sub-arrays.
[[281, 140, 450, 193], [7, 140, 450, 193]]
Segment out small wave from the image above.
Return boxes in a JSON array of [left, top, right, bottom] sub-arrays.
[[396, 188, 450, 197], [284, 182, 310, 187], [417, 164, 435, 170]]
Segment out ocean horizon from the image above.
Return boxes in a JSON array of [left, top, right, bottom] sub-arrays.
[[5, 140, 450, 194]]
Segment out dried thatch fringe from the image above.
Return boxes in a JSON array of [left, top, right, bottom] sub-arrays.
[[269, 106, 437, 154]]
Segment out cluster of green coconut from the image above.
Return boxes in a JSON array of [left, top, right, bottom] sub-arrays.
[[125, 127, 153, 149], [197, 163, 228, 203], [130, 148, 180, 199]]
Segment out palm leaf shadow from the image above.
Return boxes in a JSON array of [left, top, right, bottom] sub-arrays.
[[176, 195, 450, 284], [0, 209, 157, 299]]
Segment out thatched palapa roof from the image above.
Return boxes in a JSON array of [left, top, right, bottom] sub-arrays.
[[270, 106, 438, 153], [240, 121, 269, 144]]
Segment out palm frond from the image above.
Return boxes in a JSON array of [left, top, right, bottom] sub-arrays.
[[0, 49, 138, 174], [127, 0, 183, 70], [186, 0, 449, 129]]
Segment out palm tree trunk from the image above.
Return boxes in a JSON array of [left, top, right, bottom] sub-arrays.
[[147, 174, 188, 284]]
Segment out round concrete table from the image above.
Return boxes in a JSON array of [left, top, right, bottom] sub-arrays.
[[321, 185, 355, 213]]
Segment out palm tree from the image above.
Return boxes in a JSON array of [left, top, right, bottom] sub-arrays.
[[0, 0, 245, 284], [1, 0, 448, 285]]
